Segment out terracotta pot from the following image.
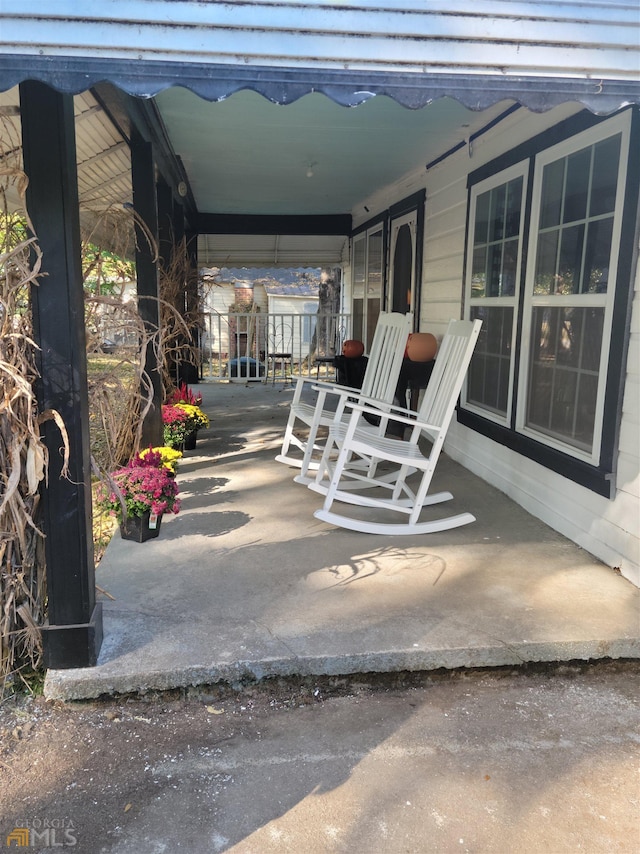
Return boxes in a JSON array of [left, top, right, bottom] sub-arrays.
[[342, 339, 365, 359], [405, 332, 437, 362], [120, 511, 162, 543]]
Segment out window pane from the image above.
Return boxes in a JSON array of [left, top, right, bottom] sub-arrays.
[[526, 307, 602, 451], [557, 224, 585, 294], [501, 238, 519, 296], [352, 299, 364, 343], [353, 238, 365, 298], [539, 159, 565, 228], [549, 367, 578, 437], [590, 135, 621, 217], [367, 230, 383, 296], [582, 308, 605, 371], [471, 247, 487, 298], [474, 191, 490, 243], [366, 298, 380, 351], [505, 178, 523, 238], [583, 217, 613, 294], [489, 184, 506, 241], [563, 147, 590, 223], [534, 230, 558, 294], [575, 373, 599, 446], [467, 306, 513, 416], [487, 243, 503, 297]]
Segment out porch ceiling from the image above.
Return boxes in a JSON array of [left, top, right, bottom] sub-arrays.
[[157, 88, 503, 217], [159, 88, 516, 267], [3, 82, 521, 268]]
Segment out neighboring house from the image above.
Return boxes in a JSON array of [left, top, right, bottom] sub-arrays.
[[264, 285, 319, 363], [0, 1, 637, 668], [200, 269, 320, 365]]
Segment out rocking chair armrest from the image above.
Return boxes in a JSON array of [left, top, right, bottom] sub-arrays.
[[291, 373, 335, 390], [346, 391, 409, 415], [310, 381, 364, 398], [343, 398, 438, 432]]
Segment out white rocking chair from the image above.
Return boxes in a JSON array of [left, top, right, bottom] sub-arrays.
[[274, 311, 412, 478], [308, 318, 482, 535]]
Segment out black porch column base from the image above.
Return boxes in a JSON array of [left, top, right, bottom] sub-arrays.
[[41, 603, 103, 670]]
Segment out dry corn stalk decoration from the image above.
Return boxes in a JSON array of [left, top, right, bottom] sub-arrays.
[[81, 206, 195, 475], [159, 234, 203, 392], [1, 157, 70, 692], [81, 206, 196, 563]]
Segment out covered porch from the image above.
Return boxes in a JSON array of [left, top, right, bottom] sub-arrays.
[[1, 2, 638, 683], [45, 381, 640, 700]]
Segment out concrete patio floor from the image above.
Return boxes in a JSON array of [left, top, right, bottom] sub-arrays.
[[45, 381, 640, 700]]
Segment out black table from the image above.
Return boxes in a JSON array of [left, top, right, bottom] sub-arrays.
[[396, 357, 435, 411]]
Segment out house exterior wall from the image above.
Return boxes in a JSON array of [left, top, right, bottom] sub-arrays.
[[202, 282, 267, 356], [266, 293, 319, 361], [353, 102, 640, 586]]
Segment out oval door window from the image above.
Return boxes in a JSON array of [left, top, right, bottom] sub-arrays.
[[392, 223, 413, 314]]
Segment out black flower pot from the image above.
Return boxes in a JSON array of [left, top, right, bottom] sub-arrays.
[[120, 511, 162, 542], [183, 430, 197, 451]]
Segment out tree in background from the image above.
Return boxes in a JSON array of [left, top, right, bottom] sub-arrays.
[[310, 266, 342, 360]]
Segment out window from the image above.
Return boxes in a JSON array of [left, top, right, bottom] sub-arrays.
[[462, 110, 635, 492], [352, 224, 383, 351], [518, 120, 627, 464], [464, 163, 527, 423]]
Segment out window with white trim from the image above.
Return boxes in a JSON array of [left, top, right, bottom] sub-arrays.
[[462, 110, 634, 487], [464, 162, 527, 424], [517, 122, 626, 463]]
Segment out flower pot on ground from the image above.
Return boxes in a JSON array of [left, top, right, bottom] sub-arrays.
[[174, 402, 209, 438], [120, 511, 163, 542], [162, 404, 191, 449], [162, 402, 209, 449], [96, 459, 181, 541], [136, 445, 183, 474], [183, 430, 197, 451]]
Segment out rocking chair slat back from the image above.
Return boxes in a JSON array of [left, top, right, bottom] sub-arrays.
[[275, 311, 411, 474], [418, 320, 479, 435], [360, 314, 412, 403], [309, 318, 483, 535]]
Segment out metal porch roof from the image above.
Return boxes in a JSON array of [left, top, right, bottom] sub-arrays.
[[1, 2, 637, 268]]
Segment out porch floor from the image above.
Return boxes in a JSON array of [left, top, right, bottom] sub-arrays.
[[45, 381, 639, 700]]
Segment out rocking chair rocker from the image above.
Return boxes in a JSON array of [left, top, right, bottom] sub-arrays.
[[275, 311, 412, 479], [308, 318, 482, 535]]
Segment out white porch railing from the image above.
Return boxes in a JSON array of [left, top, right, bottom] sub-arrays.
[[199, 312, 352, 382]]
